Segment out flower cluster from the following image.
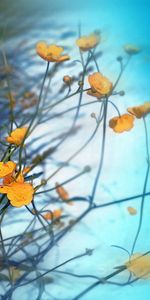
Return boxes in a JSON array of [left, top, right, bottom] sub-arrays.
[[0, 161, 34, 207]]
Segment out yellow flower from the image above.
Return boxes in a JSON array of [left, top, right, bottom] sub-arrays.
[[125, 253, 150, 279], [6, 127, 27, 146], [0, 172, 34, 207], [55, 182, 73, 205], [124, 44, 141, 55], [88, 72, 112, 96], [109, 114, 135, 133], [76, 33, 100, 51], [127, 102, 150, 118], [43, 209, 62, 220], [2, 166, 30, 185], [36, 42, 70, 62], [127, 206, 137, 215], [0, 161, 16, 178]]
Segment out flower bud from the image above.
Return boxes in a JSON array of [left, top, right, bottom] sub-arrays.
[[63, 75, 72, 84]]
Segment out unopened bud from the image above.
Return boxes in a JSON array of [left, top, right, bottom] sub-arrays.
[[83, 165, 91, 173], [91, 112, 96, 118], [116, 56, 123, 62], [78, 81, 83, 87], [63, 75, 72, 84], [41, 179, 47, 186], [119, 90, 125, 96]]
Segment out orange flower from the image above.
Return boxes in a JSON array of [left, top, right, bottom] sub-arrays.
[[76, 33, 100, 51], [125, 253, 150, 279], [109, 114, 134, 133], [0, 161, 16, 178], [0, 172, 34, 207], [55, 182, 73, 205], [36, 42, 70, 62], [88, 72, 112, 96], [127, 206, 137, 215], [43, 209, 62, 221], [127, 102, 150, 119], [6, 128, 28, 146], [3, 166, 30, 185]]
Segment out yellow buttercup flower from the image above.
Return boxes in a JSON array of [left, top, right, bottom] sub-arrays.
[[127, 206, 137, 215], [109, 114, 135, 133], [0, 161, 16, 178], [43, 209, 62, 221], [76, 33, 100, 51], [6, 127, 27, 146], [55, 182, 69, 200], [125, 253, 150, 279], [88, 72, 112, 96], [127, 102, 150, 118], [36, 42, 70, 62], [0, 172, 34, 207], [3, 166, 31, 185], [55, 182, 72, 205]]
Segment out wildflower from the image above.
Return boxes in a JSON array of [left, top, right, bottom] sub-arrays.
[[109, 114, 134, 133], [124, 44, 141, 55], [6, 127, 27, 146], [0, 172, 34, 207], [88, 72, 112, 96], [0, 161, 16, 178], [36, 42, 70, 62], [55, 182, 72, 205], [127, 102, 150, 119], [127, 206, 137, 215], [125, 253, 150, 279], [3, 166, 31, 185], [43, 209, 62, 220], [76, 33, 100, 51]]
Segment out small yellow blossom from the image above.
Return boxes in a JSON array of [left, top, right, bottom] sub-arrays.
[[127, 206, 137, 215], [36, 42, 70, 62], [127, 102, 150, 118], [109, 114, 135, 133], [2, 166, 30, 185], [43, 209, 62, 221], [88, 72, 112, 96], [55, 182, 73, 205], [0, 172, 34, 207], [125, 253, 150, 279], [6, 127, 27, 146], [76, 33, 100, 51], [0, 161, 16, 178]]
